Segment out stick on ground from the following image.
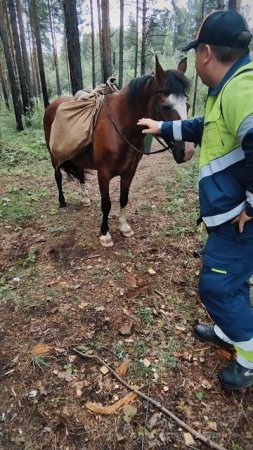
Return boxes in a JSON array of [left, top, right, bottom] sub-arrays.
[[73, 348, 228, 450]]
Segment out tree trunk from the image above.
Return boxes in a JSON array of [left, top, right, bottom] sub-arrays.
[[63, 0, 83, 95], [7, 0, 30, 114], [16, 0, 33, 104], [101, 0, 112, 82], [3, 0, 17, 73], [118, 0, 124, 87], [97, 0, 103, 83], [30, 0, 49, 108], [192, 0, 205, 117], [90, 0, 95, 88], [228, 0, 241, 9], [48, 0, 61, 96], [217, 0, 225, 8], [134, 0, 139, 77], [63, 27, 71, 93], [0, 56, 9, 108], [0, 0, 23, 130], [140, 0, 147, 75]]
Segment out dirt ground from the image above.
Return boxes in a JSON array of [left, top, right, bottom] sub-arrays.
[[0, 150, 253, 450]]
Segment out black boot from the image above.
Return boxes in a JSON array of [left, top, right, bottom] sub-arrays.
[[219, 361, 253, 389], [194, 324, 233, 350], [193, 246, 204, 259]]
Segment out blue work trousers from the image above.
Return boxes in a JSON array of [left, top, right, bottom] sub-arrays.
[[199, 220, 253, 342]]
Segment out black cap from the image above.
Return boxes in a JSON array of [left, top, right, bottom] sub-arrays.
[[182, 9, 252, 52]]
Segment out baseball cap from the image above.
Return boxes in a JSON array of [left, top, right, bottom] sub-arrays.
[[182, 9, 252, 52]]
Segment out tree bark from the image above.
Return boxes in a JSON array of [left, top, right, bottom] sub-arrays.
[[118, 0, 124, 87], [97, 0, 103, 83], [16, 0, 33, 103], [134, 0, 139, 77], [228, 0, 241, 9], [140, 0, 147, 75], [30, 0, 49, 108], [90, 0, 95, 88], [47, 0, 61, 96], [0, 56, 9, 108], [7, 0, 30, 114], [192, 0, 205, 117], [101, 0, 112, 82], [63, 0, 83, 95], [0, 0, 23, 130]]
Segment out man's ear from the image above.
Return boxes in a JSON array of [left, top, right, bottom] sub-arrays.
[[155, 55, 165, 85], [177, 57, 187, 73], [202, 44, 213, 64]]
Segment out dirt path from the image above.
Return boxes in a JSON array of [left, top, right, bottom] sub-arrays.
[[0, 151, 252, 450]]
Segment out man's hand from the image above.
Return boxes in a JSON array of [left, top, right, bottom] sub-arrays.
[[184, 142, 195, 161], [137, 118, 160, 134], [231, 210, 253, 233]]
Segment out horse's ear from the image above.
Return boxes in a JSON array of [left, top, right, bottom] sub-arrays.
[[155, 55, 165, 85], [177, 57, 187, 74]]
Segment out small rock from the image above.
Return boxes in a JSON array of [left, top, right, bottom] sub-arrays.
[[119, 324, 132, 336], [148, 268, 156, 276]]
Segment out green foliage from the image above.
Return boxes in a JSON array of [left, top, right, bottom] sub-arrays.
[[138, 307, 154, 325]]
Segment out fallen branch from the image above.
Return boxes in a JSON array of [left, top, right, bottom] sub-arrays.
[[73, 348, 228, 450]]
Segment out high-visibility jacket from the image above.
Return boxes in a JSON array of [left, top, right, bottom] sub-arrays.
[[199, 61, 253, 228], [161, 55, 253, 228]]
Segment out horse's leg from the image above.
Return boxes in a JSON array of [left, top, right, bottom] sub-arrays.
[[79, 171, 91, 207], [55, 168, 66, 208], [119, 174, 135, 237], [98, 171, 113, 247]]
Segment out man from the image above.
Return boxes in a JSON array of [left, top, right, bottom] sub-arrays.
[[137, 9, 253, 390]]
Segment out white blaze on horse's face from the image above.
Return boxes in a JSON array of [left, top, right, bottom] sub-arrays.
[[168, 94, 188, 120]]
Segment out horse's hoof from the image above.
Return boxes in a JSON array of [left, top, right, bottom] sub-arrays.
[[100, 233, 114, 247], [122, 229, 134, 238], [59, 202, 67, 208], [119, 224, 134, 237]]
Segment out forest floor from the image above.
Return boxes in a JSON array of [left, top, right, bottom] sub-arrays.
[[0, 111, 253, 450]]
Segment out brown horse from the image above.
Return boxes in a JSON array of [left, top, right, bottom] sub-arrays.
[[44, 57, 191, 247]]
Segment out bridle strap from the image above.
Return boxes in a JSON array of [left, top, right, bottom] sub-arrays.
[[105, 94, 174, 155]]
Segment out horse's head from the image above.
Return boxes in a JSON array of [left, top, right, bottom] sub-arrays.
[[155, 56, 194, 164]]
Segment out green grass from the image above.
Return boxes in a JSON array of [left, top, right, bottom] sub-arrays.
[[0, 107, 49, 174]]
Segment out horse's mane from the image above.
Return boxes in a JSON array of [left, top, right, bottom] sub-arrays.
[[127, 75, 153, 106], [127, 70, 190, 107], [163, 70, 190, 97]]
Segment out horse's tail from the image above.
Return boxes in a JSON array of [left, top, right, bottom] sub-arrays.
[[59, 161, 94, 183], [60, 161, 86, 183]]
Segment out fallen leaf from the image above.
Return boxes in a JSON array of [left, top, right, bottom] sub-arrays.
[[86, 392, 137, 415], [100, 365, 109, 375], [201, 379, 212, 390], [143, 358, 151, 368], [218, 349, 233, 361], [31, 343, 53, 357], [183, 432, 195, 446], [119, 324, 132, 336], [208, 421, 217, 431], [116, 360, 130, 377]]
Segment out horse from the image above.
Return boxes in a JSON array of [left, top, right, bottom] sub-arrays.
[[44, 57, 192, 247]]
